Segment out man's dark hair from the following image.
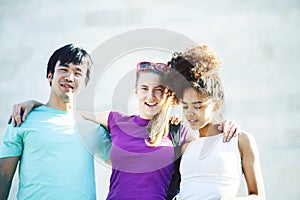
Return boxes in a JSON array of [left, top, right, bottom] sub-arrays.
[[47, 44, 93, 86]]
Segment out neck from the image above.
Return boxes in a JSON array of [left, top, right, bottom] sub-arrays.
[[139, 114, 152, 120], [46, 94, 74, 112], [198, 123, 221, 138]]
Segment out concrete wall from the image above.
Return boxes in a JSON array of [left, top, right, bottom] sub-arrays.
[[0, 0, 299, 199]]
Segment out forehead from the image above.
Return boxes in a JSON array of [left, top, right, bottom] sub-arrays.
[[182, 87, 208, 102], [136, 72, 164, 87]]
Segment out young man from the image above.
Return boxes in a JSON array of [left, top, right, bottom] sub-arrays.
[[0, 44, 110, 200]]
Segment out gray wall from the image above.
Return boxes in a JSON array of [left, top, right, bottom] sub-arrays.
[[1, 0, 299, 199]]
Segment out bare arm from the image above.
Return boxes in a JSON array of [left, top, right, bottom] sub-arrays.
[[222, 132, 265, 200], [181, 130, 196, 154], [0, 157, 20, 200], [80, 111, 110, 130], [8, 100, 43, 127]]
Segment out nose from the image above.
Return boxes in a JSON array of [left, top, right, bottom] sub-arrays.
[[185, 107, 195, 116], [146, 89, 155, 99], [65, 71, 75, 82]]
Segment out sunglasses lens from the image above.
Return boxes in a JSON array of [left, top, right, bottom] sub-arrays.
[[155, 63, 168, 71], [138, 62, 152, 69]]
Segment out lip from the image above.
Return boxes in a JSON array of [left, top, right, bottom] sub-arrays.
[[187, 119, 198, 126], [144, 102, 158, 108], [60, 83, 74, 92]]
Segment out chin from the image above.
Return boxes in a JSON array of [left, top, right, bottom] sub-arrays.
[[189, 122, 203, 130], [190, 125, 199, 130]]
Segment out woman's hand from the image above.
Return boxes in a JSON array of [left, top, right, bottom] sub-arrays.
[[218, 120, 241, 142], [169, 114, 182, 125], [7, 100, 42, 126]]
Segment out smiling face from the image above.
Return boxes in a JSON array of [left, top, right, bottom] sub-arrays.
[[182, 87, 217, 130], [48, 61, 87, 105], [135, 72, 166, 120]]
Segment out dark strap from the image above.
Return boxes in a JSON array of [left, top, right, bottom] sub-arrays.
[[166, 124, 182, 200], [170, 123, 182, 160]]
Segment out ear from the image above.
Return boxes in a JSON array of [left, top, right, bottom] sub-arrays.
[[47, 72, 53, 84], [213, 100, 221, 111]]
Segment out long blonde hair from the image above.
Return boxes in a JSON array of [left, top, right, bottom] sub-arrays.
[[145, 88, 178, 146]]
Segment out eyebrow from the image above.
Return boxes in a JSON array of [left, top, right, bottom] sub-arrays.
[[181, 101, 203, 105], [140, 85, 164, 88], [59, 63, 69, 67]]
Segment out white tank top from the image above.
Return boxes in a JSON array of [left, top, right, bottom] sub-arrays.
[[179, 133, 242, 200]]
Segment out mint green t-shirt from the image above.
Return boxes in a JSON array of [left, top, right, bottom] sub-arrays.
[[0, 106, 107, 200]]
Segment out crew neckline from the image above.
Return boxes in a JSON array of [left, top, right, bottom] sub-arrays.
[[133, 115, 150, 126], [35, 105, 74, 115], [198, 133, 223, 140]]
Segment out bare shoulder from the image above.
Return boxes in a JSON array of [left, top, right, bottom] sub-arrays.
[[182, 141, 191, 154], [185, 130, 197, 143], [238, 131, 257, 144], [182, 130, 196, 154], [238, 131, 259, 156]]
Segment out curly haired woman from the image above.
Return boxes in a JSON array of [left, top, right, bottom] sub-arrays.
[[169, 45, 265, 200]]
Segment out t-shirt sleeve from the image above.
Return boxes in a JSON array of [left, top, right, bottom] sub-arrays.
[[95, 124, 112, 161], [0, 124, 24, 158], [179, 125, 189, 146], [107, 111, 113, 132], [107, 111, 120, 133]]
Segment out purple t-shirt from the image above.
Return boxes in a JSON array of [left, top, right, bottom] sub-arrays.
[[107, 111, 188, 200]]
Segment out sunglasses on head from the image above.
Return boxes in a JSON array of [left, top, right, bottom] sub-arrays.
[[136, 61, 170, 75]]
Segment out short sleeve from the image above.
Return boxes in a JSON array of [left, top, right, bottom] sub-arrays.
[[107, 111, 114, 132], [107, 111, 121, 133], [179, 125, 189, 146], [94, 125, 112, 161], [0, 124, 24, 158]]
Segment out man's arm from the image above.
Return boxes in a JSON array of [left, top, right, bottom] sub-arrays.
[[0, 157, 20, 200]]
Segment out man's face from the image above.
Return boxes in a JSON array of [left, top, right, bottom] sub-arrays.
[[48, 61, 87, 103]]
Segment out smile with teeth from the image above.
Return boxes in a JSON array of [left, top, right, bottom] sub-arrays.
[[145, 102, 158, 108], [61, 83, 74, 91]]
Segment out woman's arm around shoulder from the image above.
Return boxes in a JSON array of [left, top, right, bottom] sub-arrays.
[[8, 100, 43, 126], [80, 111, 110, 130], [181, 129, 196, 154]]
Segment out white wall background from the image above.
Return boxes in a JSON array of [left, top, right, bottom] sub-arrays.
[[0, 0, 299, 199]]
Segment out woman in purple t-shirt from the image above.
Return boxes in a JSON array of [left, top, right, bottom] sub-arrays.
[[84, 62, 189, 199]]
